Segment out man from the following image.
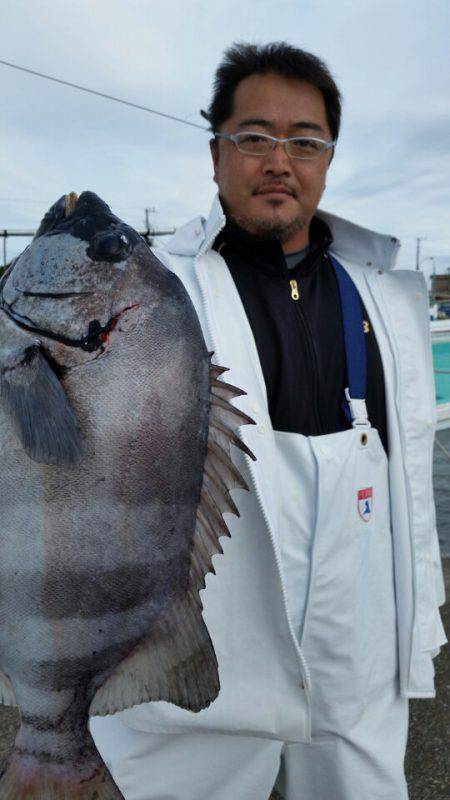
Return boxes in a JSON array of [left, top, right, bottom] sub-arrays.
[[91, 42, 446, 800]]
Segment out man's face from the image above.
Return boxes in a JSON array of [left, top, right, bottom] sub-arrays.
[[210, 72, 333, 249]]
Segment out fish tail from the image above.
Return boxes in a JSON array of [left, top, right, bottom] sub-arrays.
[[0, 749, 126, 800]]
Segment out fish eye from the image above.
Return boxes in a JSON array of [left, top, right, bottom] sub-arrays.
[[88, 231, 130, 262]]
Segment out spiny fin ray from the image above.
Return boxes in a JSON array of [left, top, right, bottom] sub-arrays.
[[210, 393, 256, 429], [211, 377, 246, 400]]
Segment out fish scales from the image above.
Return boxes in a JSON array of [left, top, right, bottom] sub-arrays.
[[0, 191, 255, 799]]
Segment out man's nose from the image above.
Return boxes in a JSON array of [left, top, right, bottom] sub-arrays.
[[262, 142, 292, 174]]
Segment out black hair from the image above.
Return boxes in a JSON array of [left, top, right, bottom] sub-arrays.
[[202, 41, 342, 141]]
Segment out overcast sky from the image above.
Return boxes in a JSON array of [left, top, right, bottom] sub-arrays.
[[1, 0, 449, 285]]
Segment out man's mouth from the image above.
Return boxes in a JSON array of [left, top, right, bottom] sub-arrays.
[[254, 186, 295, 197]]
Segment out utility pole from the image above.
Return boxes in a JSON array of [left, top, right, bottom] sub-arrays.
[[415, 237, 425, 271], [144, 207, 156, 244]]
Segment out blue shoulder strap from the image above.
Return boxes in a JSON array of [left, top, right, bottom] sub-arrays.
[[326, 252, 367, 424]]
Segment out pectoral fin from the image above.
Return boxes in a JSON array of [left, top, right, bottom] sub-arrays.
[[0, 313, 83, 466]]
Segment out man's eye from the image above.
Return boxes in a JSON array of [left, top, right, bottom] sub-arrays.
[[239, 134, 266, 144], [291, 138, 321, 152]]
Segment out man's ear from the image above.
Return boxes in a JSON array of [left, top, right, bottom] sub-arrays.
[[210, 138, 219, 185]]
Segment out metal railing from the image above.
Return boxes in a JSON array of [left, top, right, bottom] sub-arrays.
[[1, 227, 175, 268]]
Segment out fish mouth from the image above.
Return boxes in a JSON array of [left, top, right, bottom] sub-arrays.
[[14, 289, 95, 298], [0, 300, 139, 353]]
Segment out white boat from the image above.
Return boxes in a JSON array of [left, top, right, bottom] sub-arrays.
[[431, 319, 450, 341], [437, 404, 450, 431]]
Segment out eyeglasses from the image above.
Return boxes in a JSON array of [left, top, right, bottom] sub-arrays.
[[214, 131, 336, 160]]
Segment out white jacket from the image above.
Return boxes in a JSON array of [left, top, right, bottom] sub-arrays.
[[123, 195, 446, 742]]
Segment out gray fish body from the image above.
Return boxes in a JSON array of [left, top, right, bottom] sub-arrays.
[[0, 193, 254, 799]]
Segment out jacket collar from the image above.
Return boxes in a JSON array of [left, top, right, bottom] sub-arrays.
[[166, 193, 401, 270], [166, 195, 225, 257]]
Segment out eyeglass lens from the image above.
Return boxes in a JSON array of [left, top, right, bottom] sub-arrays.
[[236, 133, 327, 159]]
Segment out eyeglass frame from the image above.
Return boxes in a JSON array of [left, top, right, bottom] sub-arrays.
[[213, 130, 336, 160]]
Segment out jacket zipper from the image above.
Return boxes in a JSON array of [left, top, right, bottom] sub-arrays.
[[290, 279, 300, 300], [195, 229, 312, 695]]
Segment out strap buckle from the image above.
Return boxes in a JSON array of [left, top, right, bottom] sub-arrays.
[[344, 387, 371, 428]]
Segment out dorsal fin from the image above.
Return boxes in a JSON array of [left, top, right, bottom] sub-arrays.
[[188, 358, 255, 595]]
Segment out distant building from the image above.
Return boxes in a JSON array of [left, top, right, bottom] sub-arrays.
[[430, 273, 450, 303]]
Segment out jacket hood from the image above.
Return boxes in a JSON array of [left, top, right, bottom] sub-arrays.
[[165, 194, 401, 270]]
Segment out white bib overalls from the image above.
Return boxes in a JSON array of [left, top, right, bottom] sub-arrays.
[[91, 256, 409, 799]]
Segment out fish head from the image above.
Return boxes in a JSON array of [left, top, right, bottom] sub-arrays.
[[0, 191, 166, 359], [0, 191, 208, 466]]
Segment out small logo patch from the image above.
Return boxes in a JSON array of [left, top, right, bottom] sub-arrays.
[[357, 487, 373, 522]]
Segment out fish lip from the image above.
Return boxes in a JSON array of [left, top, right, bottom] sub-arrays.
[[14, 286, 95, 300], [15, 289, 95, 298]]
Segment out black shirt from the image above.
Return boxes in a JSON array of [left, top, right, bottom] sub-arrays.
[[213, 216, 389, 454]]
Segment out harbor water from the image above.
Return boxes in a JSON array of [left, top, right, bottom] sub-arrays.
[[433, 340, 450, 556], [433, 340, 450, 405]]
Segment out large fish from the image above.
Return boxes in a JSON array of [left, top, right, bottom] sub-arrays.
[[0, 191, 255, 799]]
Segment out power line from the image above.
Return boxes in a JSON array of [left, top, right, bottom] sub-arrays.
[[0, 58, 209, 132], [0, 196, 154, 212], [0, 198, 48, 205]]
